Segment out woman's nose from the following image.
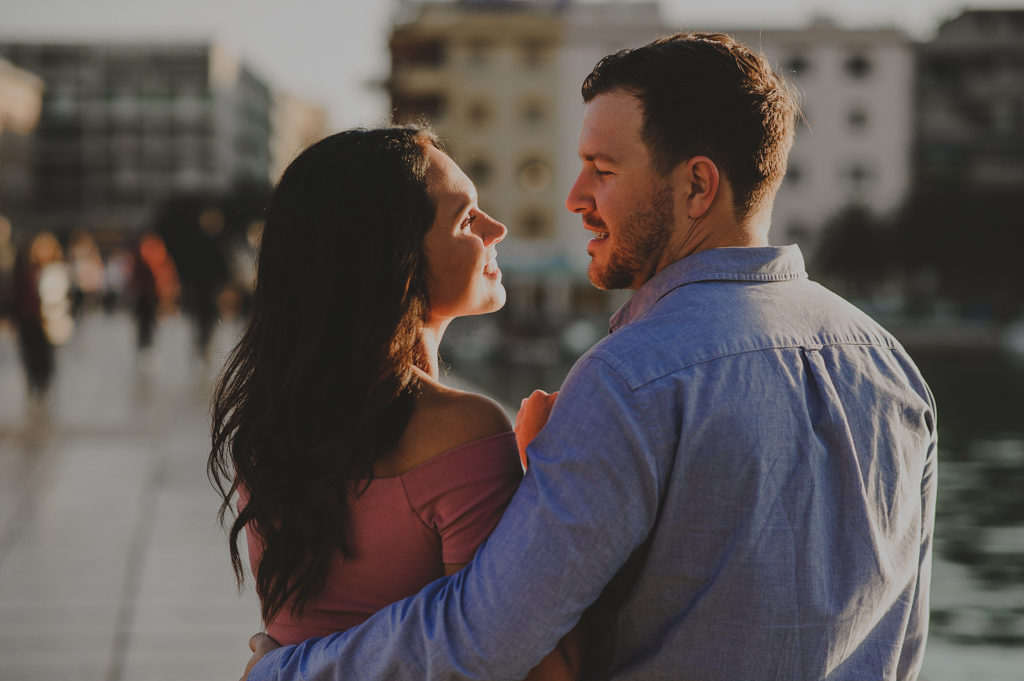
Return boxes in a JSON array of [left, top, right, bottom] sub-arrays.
[[478, 212, 507, 245]]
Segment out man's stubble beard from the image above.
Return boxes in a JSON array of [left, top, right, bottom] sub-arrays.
[[588, 181, 675, 291]]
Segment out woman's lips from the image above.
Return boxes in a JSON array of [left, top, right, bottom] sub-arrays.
[[483, 256, 500, 278]]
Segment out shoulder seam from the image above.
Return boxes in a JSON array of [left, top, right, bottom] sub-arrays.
[[595, 338, 907, 392], [398, 476, 437, 534]]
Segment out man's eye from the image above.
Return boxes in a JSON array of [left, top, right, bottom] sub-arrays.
[[595, 168, 612, 177], [462, 213, 477, 228]]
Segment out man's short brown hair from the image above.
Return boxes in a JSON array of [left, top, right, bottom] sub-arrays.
[[582, 32, 798, 223]]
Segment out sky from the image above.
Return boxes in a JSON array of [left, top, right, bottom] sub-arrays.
[[2, 0, 1022, 129]]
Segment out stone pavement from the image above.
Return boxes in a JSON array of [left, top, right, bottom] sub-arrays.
[[0, 311, 260, 681], [4, 310, 1024, 681]]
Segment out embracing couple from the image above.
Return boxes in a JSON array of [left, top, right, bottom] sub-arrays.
[[208, 32, 937, 681]]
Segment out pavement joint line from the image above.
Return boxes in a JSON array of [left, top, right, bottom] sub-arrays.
[[105, 451, 166, 681]]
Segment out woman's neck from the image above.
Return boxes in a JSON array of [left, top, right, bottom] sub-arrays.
[[417, 318, 450, 380]]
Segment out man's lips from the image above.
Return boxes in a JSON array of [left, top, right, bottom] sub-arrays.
[[583, 215, 609, 241]]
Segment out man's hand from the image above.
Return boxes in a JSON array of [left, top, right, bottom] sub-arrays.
[[514, 389, 557, 468], [240, 632, 281, 681]]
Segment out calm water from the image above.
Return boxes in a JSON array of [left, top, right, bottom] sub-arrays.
[[448, 342, 1024, 678]]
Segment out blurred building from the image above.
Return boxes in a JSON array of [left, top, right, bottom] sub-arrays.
[[0, 58, 44, 232], [728, 19, 914, 250], [390, 3, 918, 338], [390, 0, 665, 334], [915, 9, 1024, 188], [0, 41, 272, 234], [270, 92, 329, 183]]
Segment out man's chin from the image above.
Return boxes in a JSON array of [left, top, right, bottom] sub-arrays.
[[587, 263, 621, 291]]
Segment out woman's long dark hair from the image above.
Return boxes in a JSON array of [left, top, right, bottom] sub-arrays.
[[208, 127, 440, 624]]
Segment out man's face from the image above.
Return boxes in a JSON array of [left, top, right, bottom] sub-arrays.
[[566, 91, 677, 291]]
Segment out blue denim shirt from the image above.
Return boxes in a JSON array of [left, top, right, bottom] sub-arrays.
[[250, 245, 937, 681]]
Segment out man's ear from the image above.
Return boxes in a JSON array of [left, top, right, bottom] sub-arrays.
[[678, 156, 720, 219]]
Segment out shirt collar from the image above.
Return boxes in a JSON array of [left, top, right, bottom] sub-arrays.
[[609, 245, 808, 332]]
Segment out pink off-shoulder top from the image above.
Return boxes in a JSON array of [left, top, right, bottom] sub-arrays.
[[244, 431, 523, 645]]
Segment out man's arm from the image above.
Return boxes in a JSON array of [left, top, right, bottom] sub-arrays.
[[248, 355, 668, 681]]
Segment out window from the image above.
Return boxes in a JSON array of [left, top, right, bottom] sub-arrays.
[[848, 108, 868, 130], [844, 163, 872, 189], [845, 54, 872, 79], [392, 39, 445, 68], [518, 159, 553, 193], [465, 157, 493, 186], [517, 207, 551, 239], [785, 53, 810, 77], [521, 99, 546, 127], [466, 99, 492, 127], [522, 41, 546, 69]]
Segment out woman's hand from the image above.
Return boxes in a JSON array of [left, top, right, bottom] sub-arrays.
[[240, 632, 280, 681], [514, 389, 557, 468]]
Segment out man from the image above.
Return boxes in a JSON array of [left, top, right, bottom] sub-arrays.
[[245, 32, 937, 681]]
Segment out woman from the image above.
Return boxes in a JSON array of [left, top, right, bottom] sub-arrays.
[[208, 127, 579, 679]]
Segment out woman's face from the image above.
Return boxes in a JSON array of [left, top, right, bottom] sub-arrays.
[[422, 146, 507, 322]]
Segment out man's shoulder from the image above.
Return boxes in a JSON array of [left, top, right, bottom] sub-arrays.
[[585, 277, 905, 390]]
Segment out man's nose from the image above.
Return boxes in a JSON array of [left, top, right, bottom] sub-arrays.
[[565, 173, 593, 214]]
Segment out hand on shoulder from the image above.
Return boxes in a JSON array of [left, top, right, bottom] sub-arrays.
[[514, 389, 558, 468]]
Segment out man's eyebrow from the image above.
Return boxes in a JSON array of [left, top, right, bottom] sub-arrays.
[[580, 152, 618, 164]]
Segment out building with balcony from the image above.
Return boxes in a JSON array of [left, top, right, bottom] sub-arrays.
[[390, 0, 666, 338], [0, 41, 272, 233]]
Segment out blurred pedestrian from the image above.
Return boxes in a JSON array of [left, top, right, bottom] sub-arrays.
[[0, 216, 16, 322], [67, 230, 106, 317], [12, 232, 72, 402], [185, 208, 229, 361], [130, 233, 179, 355]]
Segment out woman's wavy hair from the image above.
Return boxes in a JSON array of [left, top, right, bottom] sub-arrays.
[[208, 126, 440, 624]]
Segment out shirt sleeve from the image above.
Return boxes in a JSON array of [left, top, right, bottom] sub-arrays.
[[248, 354, 667, 681], [401, 432, 523, 565], [897, 384, 938, 680]]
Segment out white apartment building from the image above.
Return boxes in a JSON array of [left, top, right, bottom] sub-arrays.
[[728, 19, 914, 250]]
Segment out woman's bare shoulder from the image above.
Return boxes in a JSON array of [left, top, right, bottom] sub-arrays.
[[376, 380, 512, 476], [414, 381, 512, 447]]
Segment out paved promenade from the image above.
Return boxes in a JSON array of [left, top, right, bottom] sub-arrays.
[[2, 310, 1023, 681], [0, 312, 259, 681]]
